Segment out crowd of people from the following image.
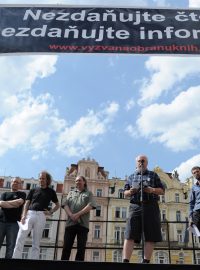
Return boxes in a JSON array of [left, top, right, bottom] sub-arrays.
[[0, 155, 199, 264]]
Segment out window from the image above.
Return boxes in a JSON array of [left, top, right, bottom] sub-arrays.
[[113, 250, 122, 262], [162, 210, 166, 221], [177, 230, 183, 242], [196, 252, 200, 264], [176, 211, 181, 222], [121, 207, 127, 219], [96, 206, 101, 217], [118, 189, 124, 199], [6, 182, 11, 188], [92, 251, 100, 262], [32, 183, 37, 188], [26, 183, 31, 190], [85, 167, 90, 178], [178, 252, 184, 264], [155, 251, 168, 264], [42, 221, 51, 238], [96, 189, 102, 197], [193, 235, 198, 244], [175, 193, 180, 203], [160, 195, 165, 203], [40, 248, 47, 260], [94, 225, 100, 239], [114, 226, 125, 244], [115, 207, 120, 218], [137, 251, 142, 263], [161, 228, 167, 241], [114, 207, 126, 219], [114, 226, 120, 244], [22, 247, 29, 259]]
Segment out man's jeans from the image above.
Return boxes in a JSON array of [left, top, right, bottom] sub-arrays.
[[0, 221, 19, 258]]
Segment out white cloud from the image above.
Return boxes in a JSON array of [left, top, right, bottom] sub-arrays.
[[56, 102, 119, 157], [0, 55, 57, 116], [125, 99, 135, 111], [0, 54, 60, 159], [1, 0, 148, 6], [138, 57, 200, 105], [0, 93, 65, 156], [30, 131, 50, 151], [174, 154, 200, 182], [131, 86, 200, 151], [125, 124, 138, 138], [2, 0, 175, 7], [189, 0, 200, 7]]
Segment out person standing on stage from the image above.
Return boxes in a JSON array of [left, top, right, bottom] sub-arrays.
[[0, 177, 26, 258], [61, 175, 96, 261], [189, 166, 200, 230], [122, 155, 165, 264], [12, 171, 60, 259]]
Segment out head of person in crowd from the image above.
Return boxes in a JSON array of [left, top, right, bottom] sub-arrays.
[[191, 166, 200, 182], [75, 175, 87, 191], [11, 177, 22, 192], [136, 155, 148, 172], [39, 171, 52, 189]]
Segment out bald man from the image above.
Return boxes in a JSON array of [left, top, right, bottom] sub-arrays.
[[0, 177, 26, 258], [122, 155, 165, 264]]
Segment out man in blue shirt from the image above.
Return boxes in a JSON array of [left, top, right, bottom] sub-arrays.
[[189, 166, 200, 230], [122, 155, 165, 264]]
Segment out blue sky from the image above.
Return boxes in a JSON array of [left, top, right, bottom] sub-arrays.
[[0, 0, 200, 182]]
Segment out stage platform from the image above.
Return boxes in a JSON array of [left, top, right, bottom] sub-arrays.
[[0, 259, 199, 270]]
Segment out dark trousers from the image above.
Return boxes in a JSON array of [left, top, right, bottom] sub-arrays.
[[0, 221, 19, 258], [192, 210, 200, 230], [61, 224, 89, 261]]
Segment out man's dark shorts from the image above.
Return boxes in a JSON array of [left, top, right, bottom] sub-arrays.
[[192, 210, 200, 231], [125, 201, 162, 243]]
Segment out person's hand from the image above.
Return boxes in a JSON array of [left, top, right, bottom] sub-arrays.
[[189, 218, 194, 227], [130, 187, 138, 195], [144, 187, 155, 194], [69, 213, 80, 222], [21, 216, 26, 224], [44, 209, 52, 216]]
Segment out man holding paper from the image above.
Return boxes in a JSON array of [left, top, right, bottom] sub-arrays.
[[189, 166, 200, 234], [12, 171, 60, 260]]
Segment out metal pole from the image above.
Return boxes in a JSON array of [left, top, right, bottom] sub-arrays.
[[140, 161, 145, 262]]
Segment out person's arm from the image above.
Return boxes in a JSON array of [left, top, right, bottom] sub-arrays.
[[65, 204, 93, 222], [20, 200, 31, 224], [63, 204, 73, 219], [124, 188, 138, 198], [48, 201, 60, 215], [144, 186, 164, 195], [0, 198, 24, 208], [144, 172, 165, 195], [189, 189, 195, 226]]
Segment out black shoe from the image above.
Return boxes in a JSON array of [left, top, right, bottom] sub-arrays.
[[142, 259, 150, 263], [123, 259, 129, 263]]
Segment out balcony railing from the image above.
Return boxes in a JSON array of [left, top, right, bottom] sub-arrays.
[[0, 219, 199, 264]]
